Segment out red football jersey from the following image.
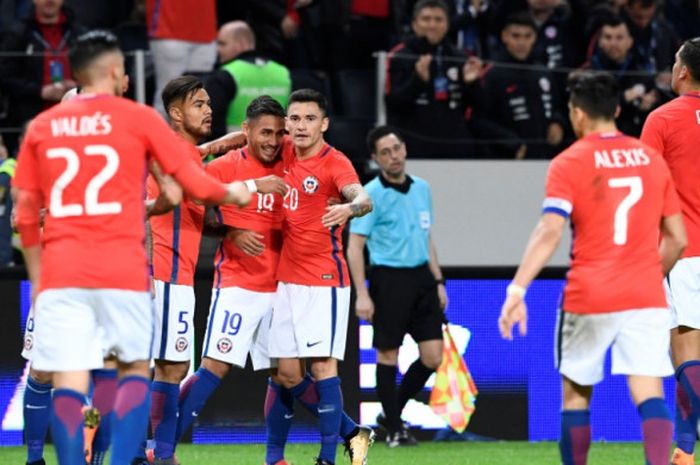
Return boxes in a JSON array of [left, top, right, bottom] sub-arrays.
[[641, 92, 700, 258], [544, 131, 680, 314], [276, 140, 360, 287], [206, 148, 284, 292], [146, 0, 216, 42], [13, 94, 206, 292], [147, 142, 205, 287]]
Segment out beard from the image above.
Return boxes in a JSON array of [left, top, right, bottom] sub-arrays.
[[184, 120, 211, 140]]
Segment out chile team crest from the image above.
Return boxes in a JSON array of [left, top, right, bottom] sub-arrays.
[[302, 175, 319, 194]]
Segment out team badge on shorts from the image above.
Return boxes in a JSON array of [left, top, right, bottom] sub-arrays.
[[302, 176, 319, 194], [217, 337, 232, 354], [24, 334, 33, 351], [175, 337, 188, 352]]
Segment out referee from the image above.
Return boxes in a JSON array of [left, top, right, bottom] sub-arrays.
[[347, 125, 447, 447]]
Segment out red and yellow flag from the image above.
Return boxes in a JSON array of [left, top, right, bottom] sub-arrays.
[[429, 325, 478, 433]]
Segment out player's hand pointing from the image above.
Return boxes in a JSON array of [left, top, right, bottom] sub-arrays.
[[255, 175, 288, 196], [227, 228, 265, 256], [498, 294, 528, 340]]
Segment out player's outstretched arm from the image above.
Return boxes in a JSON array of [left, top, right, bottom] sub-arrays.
[[321, 183, 372, 228], [145, 161, 183, 218], [659, 213, 687, 275], [499, 213, 566, 340], [197, 131, 247, 159], [347, 233, 374, 322], [171, 159, 251, 207]]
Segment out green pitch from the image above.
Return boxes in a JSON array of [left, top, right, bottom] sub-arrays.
[[0, 442, 674, 465]]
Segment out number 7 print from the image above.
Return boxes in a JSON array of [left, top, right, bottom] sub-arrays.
[[608, 176, 643, 246]]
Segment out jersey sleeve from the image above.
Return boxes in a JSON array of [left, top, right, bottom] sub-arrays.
[[542, 155, 575, 218], [12, 121, 41, 191], [640, 111, 666, 155], [331, 153, 360, 192]]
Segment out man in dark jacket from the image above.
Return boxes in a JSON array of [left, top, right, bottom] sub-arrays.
[[385, 0, 482, 158], [584, 15, 660, 136], [479, 11, 565, 159], [0, 0, 85, 135]]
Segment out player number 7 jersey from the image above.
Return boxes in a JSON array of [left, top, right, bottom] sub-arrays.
[[543, 131, 680, 314]]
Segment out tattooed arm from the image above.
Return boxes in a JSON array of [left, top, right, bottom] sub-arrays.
[[321, 183, 372, 228]]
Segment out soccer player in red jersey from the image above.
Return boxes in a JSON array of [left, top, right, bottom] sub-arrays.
[[145, 89, 288, 465], [170, 95, 290, 464], [270, 89, 374, 465], [499, 71, 687, 465], [640, 38, 700, 465], [12, 30, 251, 465], [145, 75, 261, 465], [19, 73, 182, 465]]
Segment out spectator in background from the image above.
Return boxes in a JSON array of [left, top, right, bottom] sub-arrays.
[[0, 135, 13, 267], [449, 0, 499, 59], [206, 21, 291, 138], [584, 16, 660, 136], [525, 0, 587, 71], [0, 0, 83, 145], [146, 0, 217, 115], [385, 0, 483, 158], [622, 0, 680, 92], [478, 12, 565, 159], [348, 125, 446, 448]]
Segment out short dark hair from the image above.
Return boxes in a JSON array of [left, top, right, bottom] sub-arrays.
[[679, 38, 700, 83], [161, 75, 204, 112], [503, 11, 537, 32], [366, 125, 404, 154], [567, 71, 619, 120], [288, 88, 328, 116], [246, 95, 286, 121], [69, 30, 121, 74], [599, 15, 628, 31], [413, 0, 449, 20]]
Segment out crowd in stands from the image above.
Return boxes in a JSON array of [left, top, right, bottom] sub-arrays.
[[0, 0, 699, 161], [0, 0, 696, 264]]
